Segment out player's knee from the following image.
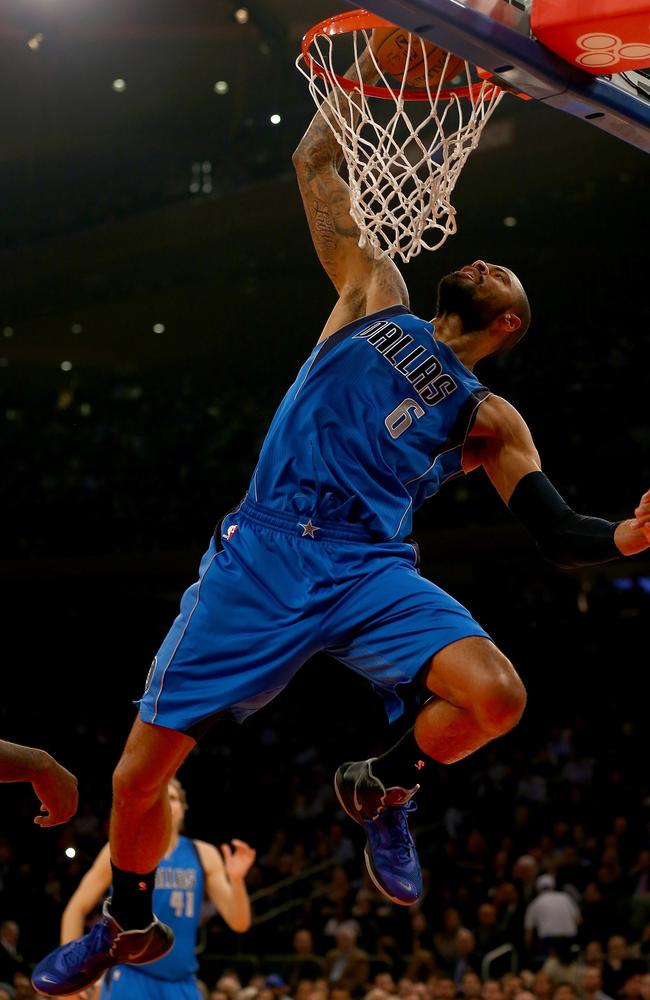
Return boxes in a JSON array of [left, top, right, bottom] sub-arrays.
[[475, 653, 527, 737], [112, 757, 167, 808]]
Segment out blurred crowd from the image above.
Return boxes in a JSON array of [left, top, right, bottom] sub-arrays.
[[0, 707, 648, 1000]]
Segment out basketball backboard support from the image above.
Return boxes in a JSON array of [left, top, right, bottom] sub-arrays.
[[347, 0, 650, 153]]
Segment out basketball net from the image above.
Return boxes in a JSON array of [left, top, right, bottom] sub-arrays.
[[297, 14, 506, 263]]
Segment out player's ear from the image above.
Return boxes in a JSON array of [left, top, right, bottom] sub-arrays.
[[502, 311, 522, 333]]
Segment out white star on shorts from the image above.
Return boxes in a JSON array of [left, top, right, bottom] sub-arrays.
[[298, 520, 320, 538]]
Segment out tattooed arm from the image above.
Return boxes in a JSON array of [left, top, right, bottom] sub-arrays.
[[292, 47, 409, 341]]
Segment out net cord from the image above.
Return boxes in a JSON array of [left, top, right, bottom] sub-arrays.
[[296, 27, 505, 262]]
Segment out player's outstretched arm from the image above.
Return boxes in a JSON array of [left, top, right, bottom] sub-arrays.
[[0, 739, 78, 827], [466, 395, 650, 567], [61, 843, 112, 943], [292, 46, 408, 340], [197, 838, 255, 933]]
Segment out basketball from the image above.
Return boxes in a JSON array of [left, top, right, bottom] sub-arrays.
[[371, 25, 464, 89]]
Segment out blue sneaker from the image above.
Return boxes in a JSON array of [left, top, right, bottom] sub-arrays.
[[32, 899, 173, 997], [335, 758, 423, 906]]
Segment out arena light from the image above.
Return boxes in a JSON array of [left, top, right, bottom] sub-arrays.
[[112, 79, 127, 93], [3, 326, 14, 338], [27, 33, 44, 51], [503, 216, 518, 227], [214, 81, 229, 95], [234, 8, 249, 25], [60, 360, 72, 371], [270, 113, 281, 125], [153, 323, 165, 334], [71, 323, 83, 334], [65, 847, 76, 859]]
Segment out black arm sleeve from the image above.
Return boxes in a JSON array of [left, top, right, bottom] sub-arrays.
[[508, 471, 622, 569]]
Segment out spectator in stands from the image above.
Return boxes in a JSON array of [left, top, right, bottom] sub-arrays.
[[326, 924, 370, 996], [514, 858, 540, 909], [482, 979, 505, 1000], [533, 971, 555, 1000], [0, 925, 21, 988], [352, 896, 384, 957], [365, 989, 390, 1000], [288, 930, 327, 994], [266, 974, 292, 1000], [494, 882, 525, 959], [10, 971, 34, 1000], [475, 904, 504, 962], [620, 975, 644, 1000], [542, 949, 581, 990], [430, 976, 457, 1000], [502, 975, 524, 1000], [581, 943, 606, 973], [450, 930, 480, 986], [631, 923, 650, 962], [461, 972, 483, 1000], [553, 986, 578, 1000], [217, 974, 243, 999], [434, 910, 468, 968], [404, 911, 437, 982], [579, 967, 613, 1000], [524, 875, 581, 960], [602, 937, 635, 998]]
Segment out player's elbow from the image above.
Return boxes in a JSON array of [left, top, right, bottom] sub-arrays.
[[292, 145, 311, 175], [292, 143, 333, 179]]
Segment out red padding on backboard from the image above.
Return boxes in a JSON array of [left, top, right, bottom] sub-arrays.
[[531, 0, 650, 74]]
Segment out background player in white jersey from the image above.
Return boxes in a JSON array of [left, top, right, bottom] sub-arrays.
[[33, 41, 650, 998], [60, 778, 255, 1000]]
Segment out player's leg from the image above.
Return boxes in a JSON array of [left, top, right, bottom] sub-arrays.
[[109, 716, 196, 925], [387, 635, 526, 772], [329, 544, 526, 906], [32, 719, 194, 997], [336, 638, 525, 907]]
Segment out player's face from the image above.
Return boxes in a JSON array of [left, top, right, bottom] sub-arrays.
[[168, 782, 186, 831], [436, 259, 522, 333]]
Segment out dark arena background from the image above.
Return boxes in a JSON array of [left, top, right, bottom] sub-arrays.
[[1, 1, 650, 999]]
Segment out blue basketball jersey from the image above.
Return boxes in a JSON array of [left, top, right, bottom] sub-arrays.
[[143, 836, 204, 981], [250, 306, 490, 540]]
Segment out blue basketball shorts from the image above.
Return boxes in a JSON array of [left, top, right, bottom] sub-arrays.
[[100, 966, 200, 999], [138, 497, 490, 734]]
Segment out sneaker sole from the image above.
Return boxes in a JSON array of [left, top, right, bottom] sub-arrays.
[[33, 981, 107, 999]]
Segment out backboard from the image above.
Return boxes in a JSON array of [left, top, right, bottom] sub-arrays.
[[346, 0, 650, 153]]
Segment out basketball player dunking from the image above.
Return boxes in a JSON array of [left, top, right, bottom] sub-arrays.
[[33, 44, 650, 998]]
